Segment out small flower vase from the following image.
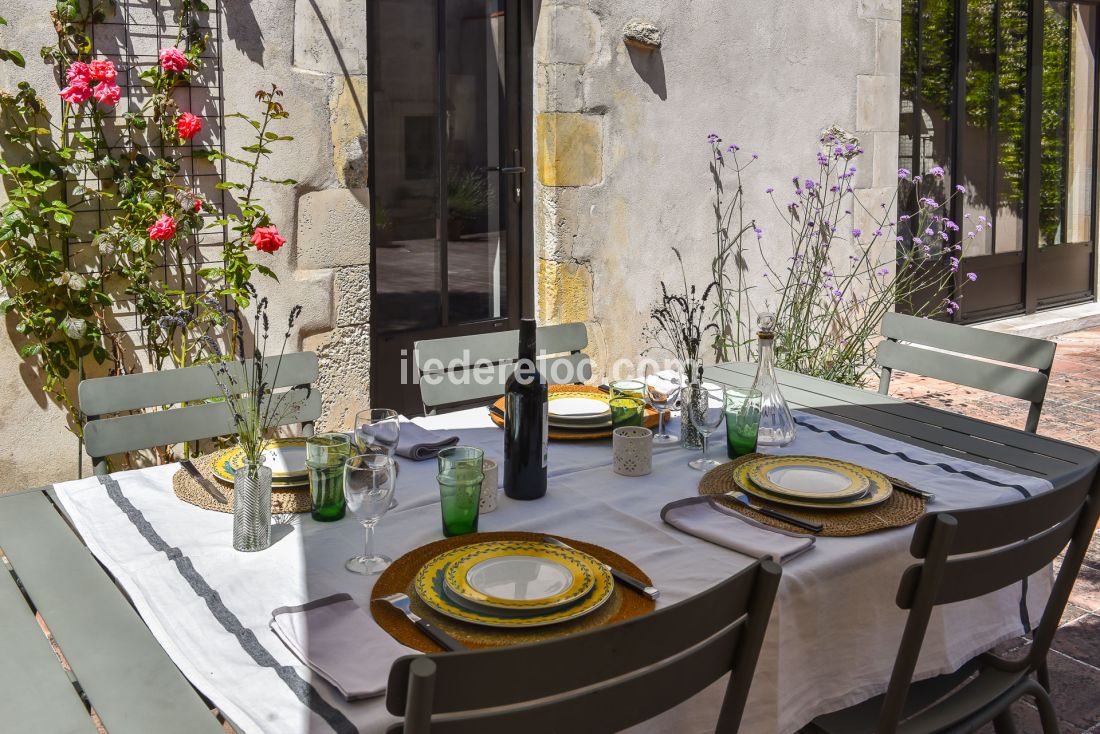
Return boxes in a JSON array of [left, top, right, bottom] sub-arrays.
[[233, 460, 272, 552], [679, 363, 705, 451]]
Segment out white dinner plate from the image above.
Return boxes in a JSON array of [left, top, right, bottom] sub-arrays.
[[548, 396, 611, 420]]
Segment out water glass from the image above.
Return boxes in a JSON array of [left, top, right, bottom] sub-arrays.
[[725, 388, 763, 459], [644, 364, 678, 444], [684, 382, 725, 471], [609, 379, 646, 428], [306, 432, 351, 522], [437, 446, 484, 537], [354, 408, 401, 457], [344, 453, 397, 575]]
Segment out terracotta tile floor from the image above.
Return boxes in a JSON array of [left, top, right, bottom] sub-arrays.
[[888, 326, 1100, 732]]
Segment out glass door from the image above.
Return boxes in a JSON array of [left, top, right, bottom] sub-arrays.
[[369, 0, 529, 415]]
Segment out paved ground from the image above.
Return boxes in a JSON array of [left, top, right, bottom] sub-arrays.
[[890, 326, 1100, 733]]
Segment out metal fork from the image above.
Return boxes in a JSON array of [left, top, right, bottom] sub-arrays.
[[375, 593, 467, 651]]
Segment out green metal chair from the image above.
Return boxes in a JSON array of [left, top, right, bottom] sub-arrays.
[[802, 464, 1100, 734], [79, 352, 321, 476], [877, 312, 1057, 433], [413, 322, 593, 414], [385, 559, 781, 733]]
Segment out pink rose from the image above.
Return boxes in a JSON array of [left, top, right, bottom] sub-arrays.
[[93, 82, 121, 107], [89, 59, 117, 83], [193, 197, 203, 213], [147, 214, 177, 241], [175, 112, 203, 140], [66, 62, 92, 86], [59, 84, 92, 105], [250, 226, 286, 254], [159, 48, 189, 73]]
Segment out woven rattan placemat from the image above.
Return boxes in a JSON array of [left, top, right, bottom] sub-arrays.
[[488, 384, 662, 440], [172, 451, 313, 514], [698, 454, 926, 537], [370, 531, 657, 652]]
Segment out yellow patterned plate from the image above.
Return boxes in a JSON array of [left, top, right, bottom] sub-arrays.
[[210, 438, 308, 484], [442, 541, 598, 611], [414, 546, 614, 628], [734, 458, 893, 510], [745, 455, 870, 503]]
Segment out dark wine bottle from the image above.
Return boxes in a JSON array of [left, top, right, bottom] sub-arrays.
[[504, 318, 548, 500]]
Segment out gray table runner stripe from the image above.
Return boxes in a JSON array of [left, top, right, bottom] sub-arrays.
[[96, 475, 359, 734]]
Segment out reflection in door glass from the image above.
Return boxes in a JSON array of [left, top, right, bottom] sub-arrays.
[[1040, 2, 1096, 248], [994, 0, 1028, 254], [446, 0, 509, 324]]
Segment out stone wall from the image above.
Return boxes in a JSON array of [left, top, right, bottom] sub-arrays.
[[0, 0, 372, 486], [532, 0, 902, 379]]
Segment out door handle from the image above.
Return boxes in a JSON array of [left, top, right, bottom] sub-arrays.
[[488, 166, 526, 174]]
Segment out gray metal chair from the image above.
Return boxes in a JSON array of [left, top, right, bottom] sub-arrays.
[[414, 322, 593, 414], [385, 559, 782, 733], [803, 464, 1100, 734], [79, 352, 321, 475], [877, 312, 1057, 433]]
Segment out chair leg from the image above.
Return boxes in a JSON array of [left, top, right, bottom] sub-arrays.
[[992, 710, 1019, 734], [1037, 660, 1051, 692], [1031, 687, 1060, 734]]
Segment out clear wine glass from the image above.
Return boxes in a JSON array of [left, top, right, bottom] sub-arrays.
[[343, 453, 396, 575], [353, 408, 401, 457], [684, 382, 725, 471], [644, 364, 678, 444]]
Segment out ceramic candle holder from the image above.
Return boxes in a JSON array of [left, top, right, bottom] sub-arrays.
[[613, 426, 653, 476], [479, 458, 500, 513]]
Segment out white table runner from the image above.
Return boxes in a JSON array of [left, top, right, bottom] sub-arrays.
[[52, 409, 1054, 734]]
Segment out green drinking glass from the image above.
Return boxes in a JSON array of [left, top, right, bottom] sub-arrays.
[[609, 379, 646, 428], [307, 432, 351, 522], [437, 446, 485, 537], [725, 388, 763, 459]]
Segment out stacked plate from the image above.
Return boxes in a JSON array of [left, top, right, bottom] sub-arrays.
[[210, 438, 309, 489], [413, 540, 614, 628], [546, 391, 612, 430], [733, 455, 892, 510]]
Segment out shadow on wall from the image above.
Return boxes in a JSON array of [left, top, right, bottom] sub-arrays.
[[223, 0, 265, 65], [627, 46, 666, 100]]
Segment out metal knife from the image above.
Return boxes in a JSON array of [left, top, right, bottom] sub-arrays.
[[723, 491, 824, 534], [181, 459, 228, 504], [887, 476, 936, 503], [543, 535, 659, 601], [488, 404, 505, 420], [376, 593, 467, 651]]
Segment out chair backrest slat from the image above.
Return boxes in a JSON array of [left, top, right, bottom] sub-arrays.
[[876, 340, 1048, 403], [79, 353, 318, 415], [880, 312, 1057, 369], [83, 387, 320, 458], [386, 560, 781, 733], [414, 323, 592, 413]]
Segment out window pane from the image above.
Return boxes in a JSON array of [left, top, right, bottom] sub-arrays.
[[994, 0, 1028, 253], [961, 0, 996, 256]]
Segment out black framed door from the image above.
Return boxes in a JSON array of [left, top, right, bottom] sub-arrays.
[[368, 0, 532, 415], [899, 0, 1099, 321]]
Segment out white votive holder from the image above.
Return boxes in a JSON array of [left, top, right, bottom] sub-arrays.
[[613, 426, 653, 477], [479, 458, 500, 513]]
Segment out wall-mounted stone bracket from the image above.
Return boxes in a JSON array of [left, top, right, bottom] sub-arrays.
[[623, 19, 661, 51]]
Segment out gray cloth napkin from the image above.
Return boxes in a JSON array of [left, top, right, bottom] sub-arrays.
[[661, 496, 816, 563], [396, 419, 460, 461], [270, 593, 416, 701]]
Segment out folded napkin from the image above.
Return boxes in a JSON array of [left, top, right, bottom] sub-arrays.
[[270, 593, 416, 701], [661, 497, 816, 563], [396, 419, 460, 461]]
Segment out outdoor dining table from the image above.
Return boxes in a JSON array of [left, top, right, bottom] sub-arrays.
[[2, 363, 1097, 734]]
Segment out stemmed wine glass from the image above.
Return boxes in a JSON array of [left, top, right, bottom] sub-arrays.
[[353, 408, 401, 457], [343, 453, 396, 575], [644, 364, 678, 444], [684, 382, 725, 471]]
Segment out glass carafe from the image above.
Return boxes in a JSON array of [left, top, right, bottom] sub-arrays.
[[751, 312, 796, 447]]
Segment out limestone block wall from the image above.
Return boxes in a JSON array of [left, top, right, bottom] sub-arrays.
[[533, 0, 902, 379], [0, 0, 372, 485]]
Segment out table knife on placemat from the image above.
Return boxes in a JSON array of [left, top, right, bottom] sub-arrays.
[[543, 535, 660, 600], [723, 491, 824, 534], [181, 459, 228, 504], [887, 476, 936, 503]]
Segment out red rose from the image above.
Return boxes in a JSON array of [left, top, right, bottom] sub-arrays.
[[89, 59, 117, 83], [159, 48, 189, 73], [93, 82, 121, 107], [193, 197, 203, 213], [175, 112, 203, 140], [147, 214, 177, 241], [250, 226, 286, 254], [66, 62, 92, 86], [59, 84, 92, 105]]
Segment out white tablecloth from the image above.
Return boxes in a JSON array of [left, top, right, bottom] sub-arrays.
[[52, 410, 1054, 734]]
